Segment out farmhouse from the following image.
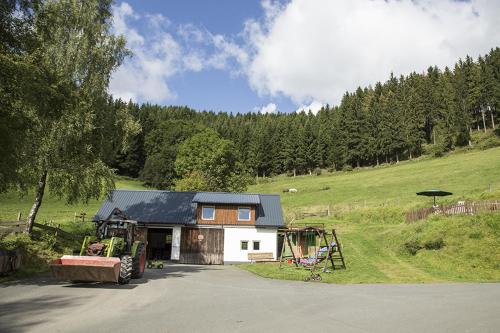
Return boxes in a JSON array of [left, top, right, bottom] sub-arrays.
[[93, 190, 284, 264]]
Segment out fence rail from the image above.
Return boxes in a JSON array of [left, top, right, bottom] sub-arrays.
[[0, 221, 81, 242], [406, 201, 500, 223]]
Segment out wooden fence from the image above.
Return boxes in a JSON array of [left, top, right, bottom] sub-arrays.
[[406, 201, 500, 223], [0, 221, 81, 242]]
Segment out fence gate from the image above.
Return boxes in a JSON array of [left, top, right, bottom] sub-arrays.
[[180, 228, 224, 265]]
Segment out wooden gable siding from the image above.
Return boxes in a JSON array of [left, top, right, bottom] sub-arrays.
[[197, 205, 256, 225]]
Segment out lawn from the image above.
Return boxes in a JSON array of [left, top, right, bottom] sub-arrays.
[[0, 177, 148, 229], [248, 147, 500, 214], [244, 147, 500, 283], [240, 213, 500, 283]]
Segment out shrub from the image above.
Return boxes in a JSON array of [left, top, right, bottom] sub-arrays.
[[423, 237, 445, 250], [403, 239, 423, 255], [342, 165, 353, 172], [493, 128, 500, 137], [314, 167, 322, 176]]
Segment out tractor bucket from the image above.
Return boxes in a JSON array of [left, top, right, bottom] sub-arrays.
[[49, 255, 121, 283]]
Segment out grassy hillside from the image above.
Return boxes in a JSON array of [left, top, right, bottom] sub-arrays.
[[241, 213, 500, 283], [249, 147, 500, 214], [0, 177, 148, 227], [242, 147, 500, 283]]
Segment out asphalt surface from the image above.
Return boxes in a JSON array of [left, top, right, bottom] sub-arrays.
[[1, 264, 499, 333]]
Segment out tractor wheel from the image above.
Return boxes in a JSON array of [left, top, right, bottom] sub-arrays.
[[118, 255, 133, 284], [132, 242, 146, 279]]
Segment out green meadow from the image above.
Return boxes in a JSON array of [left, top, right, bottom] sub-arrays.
[[1, 147, 500, 283]]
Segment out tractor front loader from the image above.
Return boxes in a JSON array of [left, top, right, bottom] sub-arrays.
[[50, 219, 146, 284]]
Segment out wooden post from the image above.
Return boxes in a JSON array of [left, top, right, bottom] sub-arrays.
[[74, 212, 77, 223], [279, 232, 286, 269], [17, 212, 21, 222], [285, 232, 298, 267]]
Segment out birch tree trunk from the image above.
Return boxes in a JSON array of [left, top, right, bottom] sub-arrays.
[[26, 170, 47, 234], [481, 109, 487, 132], [490, 106, 496, 129]]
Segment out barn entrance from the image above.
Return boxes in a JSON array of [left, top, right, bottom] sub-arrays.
[[180, 228, 224, 264], [147, 228, 173, 260]]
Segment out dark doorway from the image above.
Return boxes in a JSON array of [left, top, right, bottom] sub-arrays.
[[147, 228, 173, 260]]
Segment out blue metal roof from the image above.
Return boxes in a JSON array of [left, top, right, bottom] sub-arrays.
[[93, 190, 284, 227], [193, 192, 260, 205], [255, 194, 284, 227], [93, 190, 197, 225]]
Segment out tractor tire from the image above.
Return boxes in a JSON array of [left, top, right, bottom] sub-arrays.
[[118, 255, 133, 284], [132, 242, 146, 279]]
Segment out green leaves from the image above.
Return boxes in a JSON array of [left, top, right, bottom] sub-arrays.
[[174, 129, 251, 192]]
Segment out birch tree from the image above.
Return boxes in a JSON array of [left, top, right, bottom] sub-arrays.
[[13, 0, 138, 234]]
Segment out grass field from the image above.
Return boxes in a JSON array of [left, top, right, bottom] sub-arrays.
[[240, 213, 500, 283], [1, 147, 499, 283], [242, 147, 500, 283], [0, 177, 148, 229], [249, 147, 500, 214]]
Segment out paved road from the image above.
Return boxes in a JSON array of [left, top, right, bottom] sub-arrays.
[[1, 264, 499, 333]]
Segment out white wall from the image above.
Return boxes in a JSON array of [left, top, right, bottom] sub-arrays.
[[171, 226, 181, 260], [223, 227, 277, 263]]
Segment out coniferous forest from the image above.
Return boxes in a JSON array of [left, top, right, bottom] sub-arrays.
[[106, 48, 500, 190]]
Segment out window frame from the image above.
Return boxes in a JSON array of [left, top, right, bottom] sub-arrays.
[[201, 205, 216, 221], [237, 206, 251, 221], [253, 240, 260, 251], [241, 240, 249, 251]]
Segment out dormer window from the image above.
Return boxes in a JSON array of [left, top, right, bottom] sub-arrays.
[[202, 206, 215, 220], [238, 207, 251, 221]]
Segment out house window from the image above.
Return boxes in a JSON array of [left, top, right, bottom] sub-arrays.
[[241, 241, 248, 250], [238, 207, 251, 221], [202, 206, 215, 220], [253, 241, 260, 250]]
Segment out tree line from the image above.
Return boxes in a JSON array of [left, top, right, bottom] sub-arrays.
[[1, 1, 499, 233], [109, 48, 499, 189]]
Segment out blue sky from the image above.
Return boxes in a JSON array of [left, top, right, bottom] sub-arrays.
[[109, 0, 499, 114]]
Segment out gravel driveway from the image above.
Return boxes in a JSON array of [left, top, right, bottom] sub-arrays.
[[1, 264, 499, 333]]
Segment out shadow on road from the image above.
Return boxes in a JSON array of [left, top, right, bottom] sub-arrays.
[[0, 264, 219, 289], [0, 295, 90, 333]]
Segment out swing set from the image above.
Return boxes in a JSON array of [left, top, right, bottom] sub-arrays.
[[279, 226, 346, 281]]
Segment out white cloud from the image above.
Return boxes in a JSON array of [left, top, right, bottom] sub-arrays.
[[255, 102, 278, 114], [296, 100, 324, 115], [110, 3, 180, 102], [109, 3, 249, 103], [244, 0, 500, 105]]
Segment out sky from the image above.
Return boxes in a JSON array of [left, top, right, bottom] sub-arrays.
[[109, 0, 500, 114]]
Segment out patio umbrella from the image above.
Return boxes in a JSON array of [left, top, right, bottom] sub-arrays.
[[416, 189, 453, 206]]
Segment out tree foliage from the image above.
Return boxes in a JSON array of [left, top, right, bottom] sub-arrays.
[[174, 129, 251, 192], [0, 0, 139, 233]]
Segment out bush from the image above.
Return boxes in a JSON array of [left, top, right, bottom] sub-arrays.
[[493, 128, 500, 137], [320, 186, 330, 191], [314, 167, 322, 176], [477, 135, 500, 150], [404, 239, 423, 255], [342, 165, 353, 172], [423, 237, 445, 250]]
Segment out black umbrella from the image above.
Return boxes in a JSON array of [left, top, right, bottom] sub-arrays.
[[416, 189, 453, 206]]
